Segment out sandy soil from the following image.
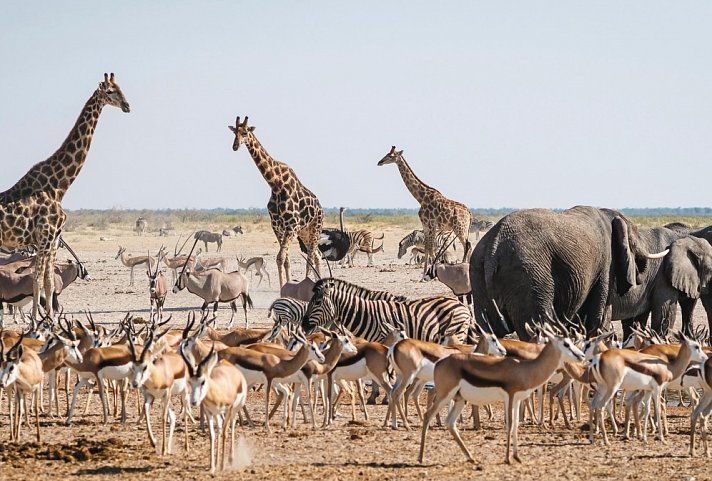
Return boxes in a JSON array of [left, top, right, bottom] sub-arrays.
[[0, 226, 709, 480]]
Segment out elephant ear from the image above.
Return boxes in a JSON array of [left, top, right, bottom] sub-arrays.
[[611, 217, 636, 295], [665, 238, 702, 299]]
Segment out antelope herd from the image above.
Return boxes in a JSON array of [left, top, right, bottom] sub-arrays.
[[3, 233, 712, 475], [1, 73, 710, 479]]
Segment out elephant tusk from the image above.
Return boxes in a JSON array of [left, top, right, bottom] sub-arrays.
[[645, 249, 670, 259]]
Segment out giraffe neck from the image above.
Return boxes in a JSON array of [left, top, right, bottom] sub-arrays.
[[2, 89, 106, 203], [243, 132, 286, 191], [394, 156, 433, 204]]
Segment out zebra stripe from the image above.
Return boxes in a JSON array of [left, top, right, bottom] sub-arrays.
[[302, 278, 472, 343], [268, 297, 307, 326], [339, 230, 384, 266], [397, 230, 455, 259], [319, 278, 407, 302]]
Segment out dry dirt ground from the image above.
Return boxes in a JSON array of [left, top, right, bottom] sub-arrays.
[[0, 226, 710, 480]]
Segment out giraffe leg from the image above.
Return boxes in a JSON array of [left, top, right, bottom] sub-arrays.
[[44, 246, 58, 317], [32, 250, 48, 320], [275, 239, 291, 287], [421, 231, 436, 279], [299, 226, 322, 280]]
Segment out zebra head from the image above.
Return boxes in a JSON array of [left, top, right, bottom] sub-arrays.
[[301, 279, 337, 335]]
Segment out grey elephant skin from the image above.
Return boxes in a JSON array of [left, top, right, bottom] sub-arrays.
[[469, 206, 666, 339], [616, 232, 712, 339]]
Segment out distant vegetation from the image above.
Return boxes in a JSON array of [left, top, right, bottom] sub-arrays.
[[63, 207, 712, 233]]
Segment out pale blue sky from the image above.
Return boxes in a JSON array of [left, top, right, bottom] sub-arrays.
[[1, 1, 711, 210]]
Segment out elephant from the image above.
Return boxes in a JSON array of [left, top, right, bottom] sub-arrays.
[[616, 233, 712, 339], [469, 206, 669, 339]]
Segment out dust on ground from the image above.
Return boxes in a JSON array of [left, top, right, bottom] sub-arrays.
[[0, 227, 709, 480]]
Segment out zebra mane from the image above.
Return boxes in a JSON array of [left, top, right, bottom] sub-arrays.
[[315, 277, 407, 301]]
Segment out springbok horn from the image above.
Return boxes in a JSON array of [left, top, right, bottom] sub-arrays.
[[646, 249, 669, 259], [180, 347, 196, 378], [197, 342, 216, 373], [182, 312, 196, 339]]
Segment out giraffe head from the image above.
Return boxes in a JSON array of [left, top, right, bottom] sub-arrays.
[[228, 116, 255, 151], [377, 145, 404, 166], [98, 73, 130, 113]]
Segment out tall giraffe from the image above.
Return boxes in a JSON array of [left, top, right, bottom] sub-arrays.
[[228, 116, 323, 286], [378, 146, 471, 274], [0, 73, 130, 318]]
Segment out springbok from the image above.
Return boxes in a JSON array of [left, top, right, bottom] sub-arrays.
[[128, 328, 191, 455], [217, 328, 325, 433], [62, 318, 134, 425], [116, 246, 165, 286], [0, 333, 44, 442], [147, 249, 168, 319], [236, 255, 271, 288], [181, 344, 249, 474], [589, 331, 708, 445], [418, 324, 585, 464]]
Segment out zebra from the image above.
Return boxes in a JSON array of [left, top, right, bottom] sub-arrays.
[[302, 278, 472, 343], [397, 230, 455, 260], [339, 230, 385, 267], [134, 217, 147, 236], [268, 297, 308, 327], [194, 230, 224, 252], [469, 218, 494, 241]]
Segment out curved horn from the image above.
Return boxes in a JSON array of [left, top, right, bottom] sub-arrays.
[[645, 249, 670, 259], [179, 345, 196, 378], [182, 312, 196, 340], [197, 342, 216, 373]]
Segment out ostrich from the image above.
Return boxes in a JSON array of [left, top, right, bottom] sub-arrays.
[[299, 207, 350, 263]]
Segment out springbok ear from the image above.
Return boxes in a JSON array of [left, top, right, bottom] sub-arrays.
[[203, 351, 218, 375]]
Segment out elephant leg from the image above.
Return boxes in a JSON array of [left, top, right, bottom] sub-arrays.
[[651, 297, 677, 337], [700, 294, 712, 343], [679, 297, 697, 336], [578, 279, 609, 335]]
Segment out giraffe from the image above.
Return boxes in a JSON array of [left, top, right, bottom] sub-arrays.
[[228, 116, 323, 286], [378, 146, 471, 275], [0, 73, 130, 318]]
